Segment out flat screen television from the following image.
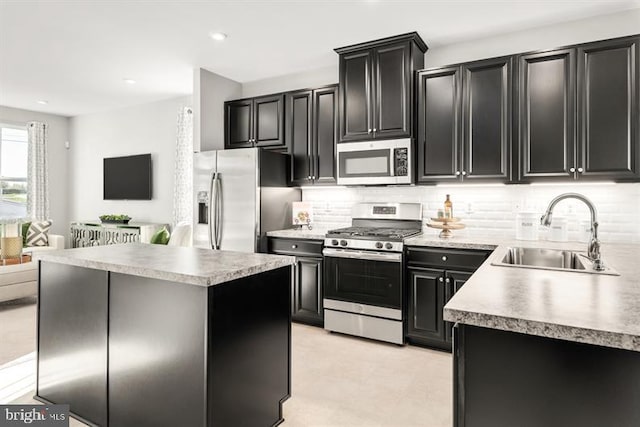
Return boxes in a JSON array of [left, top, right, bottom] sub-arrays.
[[103, 154, 152, 200]]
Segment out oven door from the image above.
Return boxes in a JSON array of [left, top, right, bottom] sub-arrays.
[[336, 139, 412, 185], [323, 248, 403, 310]]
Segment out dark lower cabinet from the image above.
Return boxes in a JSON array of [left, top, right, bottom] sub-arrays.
[[287, 85, 337, 186], [454, 325, 640, 427], [225, 94, 285, 150], [269, 237, 324, 326], [405, 247, 490, 351], [577, 36, 640, 180]]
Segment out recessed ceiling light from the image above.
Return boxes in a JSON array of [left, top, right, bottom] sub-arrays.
[[123, 79, 136, 84], [36, 100, 48, 105], [210, 32, 227, 41]]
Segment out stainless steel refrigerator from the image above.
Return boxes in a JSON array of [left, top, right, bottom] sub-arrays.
[[193, 148, 300, 253]]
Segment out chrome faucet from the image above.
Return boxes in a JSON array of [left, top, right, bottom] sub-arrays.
[[540, 193, 604, 271]]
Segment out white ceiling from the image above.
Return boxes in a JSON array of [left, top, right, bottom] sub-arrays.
[[1, 0, 639, 117]]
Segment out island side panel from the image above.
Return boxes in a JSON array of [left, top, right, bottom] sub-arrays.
[[208, 266, 291, 427], [37, 262, 109, 426], [109, 273, 207, 427], [455, 325, 640, 427]]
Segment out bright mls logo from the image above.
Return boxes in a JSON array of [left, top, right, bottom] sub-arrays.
[[0, 405, 69, 426]]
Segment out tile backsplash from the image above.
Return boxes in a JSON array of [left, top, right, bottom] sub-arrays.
[[302, 183, 640, 244]]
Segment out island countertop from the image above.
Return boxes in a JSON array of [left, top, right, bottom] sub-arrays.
[[443, 240, 640, 352], [33, 243, 295, 287]]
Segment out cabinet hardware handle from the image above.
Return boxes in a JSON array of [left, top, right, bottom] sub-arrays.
[[439, 277, 444, 282], [442, 256, 448, 261], [373, 128, 377, 132], [577, 167, 584, 173], [312, 176, 316, 180], [455, 171, 461, 176], [292, 244, 298, 249], [308, 175, 312, 180], [569, 167, 576, 173], [368, 128, 372, 133], [445, 278, 451, 284], [461, 171, 467, 176]]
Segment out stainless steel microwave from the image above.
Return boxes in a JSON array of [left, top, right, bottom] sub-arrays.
[[336, 139, 413, 185]]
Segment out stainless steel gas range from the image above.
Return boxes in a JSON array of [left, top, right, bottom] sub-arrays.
[[322, 203, 422, 344]]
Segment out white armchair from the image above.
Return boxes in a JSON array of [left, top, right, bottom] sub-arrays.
[[0, 234, 64, 303]]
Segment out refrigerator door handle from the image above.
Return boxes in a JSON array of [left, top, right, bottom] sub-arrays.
[[214, 173, 222, 250], [210, 172, 219, 249]]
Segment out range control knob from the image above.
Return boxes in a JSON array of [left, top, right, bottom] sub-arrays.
[[385, 243, 393, 250], [375, 242, 383, 249], [331, 239, 339, 246], [340, 240, 348, 247]]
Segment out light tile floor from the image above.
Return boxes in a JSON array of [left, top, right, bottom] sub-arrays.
[[1, 298, 452, 426]]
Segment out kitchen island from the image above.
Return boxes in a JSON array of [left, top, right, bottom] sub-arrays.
[[33, 243, 294, 427], [442, 241, 640, 427]]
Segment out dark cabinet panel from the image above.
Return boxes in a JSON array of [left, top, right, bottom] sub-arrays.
[[462, 57, 512, 180], [254, 94, 285, 148], [444, 270, 472, 344], [269, 237, 324, 326], [339, 50, 373, 142], [225, 94, 285, 150], [417, 67, 462, 182], [313, 85, 338, 184], [336, 33, 427, 143], [293, 257, 324, 325], [517, 48, 576, 181], [286, 85, 337, 186], [287, 90, 313, 185], [577, 36, 640, 180], [225, 99, 253, 149], [407, 268, 446, 345], [374, 42, 411, 139]]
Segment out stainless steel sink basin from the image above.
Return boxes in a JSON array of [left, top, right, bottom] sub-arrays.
[[492, 247, 620, 275]]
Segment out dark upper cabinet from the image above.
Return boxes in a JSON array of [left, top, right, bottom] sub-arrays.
[[417, 66, 462, 182], [516, 48, 576, 181], [577, 36, 640, 180], [336, 33, 427, 143], [225, 99, 253, 149], [225, 94, 285, 150], [417, 57, 511, 183], [287, 85, 337, 186], [462, 56, 512, 181]]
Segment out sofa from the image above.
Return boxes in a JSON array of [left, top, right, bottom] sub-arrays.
[[0, 234, 64, 303]]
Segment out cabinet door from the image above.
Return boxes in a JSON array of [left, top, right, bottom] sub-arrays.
[[339, 50, 373, 142], [577, 36, 640, 180], [407, 268, 447, 346], [287, 90, 313, 185], [313, 85, 338, 185], [225, 99, 253, 149], [293, 257, 324, 326], [517, 49, 576, 181], [373, 42, 411, 139], [444, 270, 472, 344], [254, 94, 285, 148], [462, 57, 512, 181], [417, 66, 462, 183]]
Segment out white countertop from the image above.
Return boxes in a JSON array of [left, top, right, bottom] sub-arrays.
[[34, 243, 294, 287]]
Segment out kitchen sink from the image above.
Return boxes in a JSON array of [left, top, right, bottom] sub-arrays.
[[492, 247, 620, 275]]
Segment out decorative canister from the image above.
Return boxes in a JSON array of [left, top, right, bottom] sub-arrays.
[[515, 212, 539, 241], [548, 217, 569, 242]]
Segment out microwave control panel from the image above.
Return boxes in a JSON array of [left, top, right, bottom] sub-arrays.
[[394, 148, 409, 176]]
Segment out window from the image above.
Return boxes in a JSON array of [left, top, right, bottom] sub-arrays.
[[0, 125, 28, 218]]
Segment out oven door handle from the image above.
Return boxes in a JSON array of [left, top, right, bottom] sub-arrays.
[[322, 248, 402, 263]]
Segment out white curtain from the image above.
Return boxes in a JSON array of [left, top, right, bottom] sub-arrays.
[[172, 107, 193, 226], [26, 121, 49, 220]]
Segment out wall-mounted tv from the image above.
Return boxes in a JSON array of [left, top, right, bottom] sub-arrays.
[[103, 154, 152, 200]]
